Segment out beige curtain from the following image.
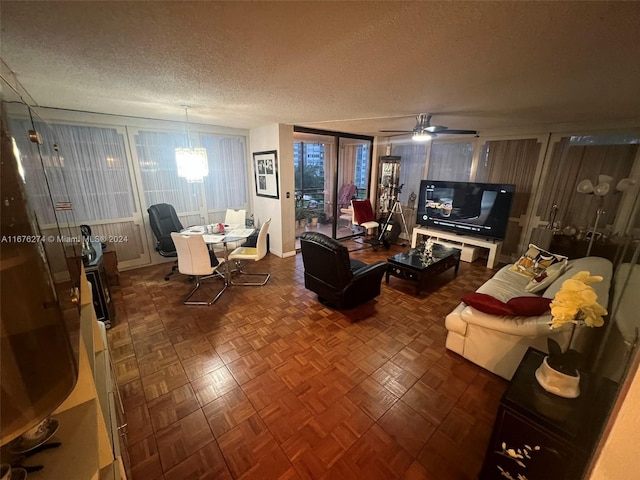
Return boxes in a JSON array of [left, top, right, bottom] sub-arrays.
[[536, 142, 637, 230], [481, 139, 541, 217], [322, 141, 337, 217], [324, 143, 357, 214], [338, 144, 358, 186], [478, 138, 542, 256]]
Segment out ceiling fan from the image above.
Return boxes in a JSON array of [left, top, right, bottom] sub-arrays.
[[380, 113, 477, 141]]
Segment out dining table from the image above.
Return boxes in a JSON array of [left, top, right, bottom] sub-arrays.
[[179, 223, 255, 298]]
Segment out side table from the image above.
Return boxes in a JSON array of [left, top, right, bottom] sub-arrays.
[[480, 347, 617, 480]]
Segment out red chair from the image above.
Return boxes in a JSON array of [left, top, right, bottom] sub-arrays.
[[351, 199, 379, 237]]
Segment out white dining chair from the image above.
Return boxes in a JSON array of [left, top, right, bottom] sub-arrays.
[[225, 208, 246, 227], [228, 218, 271, 286], [171, 232, 226, 305], [224, 208, 247, 249]]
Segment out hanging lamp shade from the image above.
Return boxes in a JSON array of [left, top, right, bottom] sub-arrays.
[[598, 174, 614, 185], [593, 181, 611, 196], [576, 179, 594, 194], [175, 106, 208, 183], [616, 178, 637, 191]]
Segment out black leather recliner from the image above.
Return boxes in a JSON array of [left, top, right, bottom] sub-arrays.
[[299, 232, 387, 309], [148, 203, 184, 280]]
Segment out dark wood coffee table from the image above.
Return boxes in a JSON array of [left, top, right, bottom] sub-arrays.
[[386, 243, 461, 295]]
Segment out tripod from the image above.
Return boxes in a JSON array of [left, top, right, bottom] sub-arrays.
[[378, 200, 410, 247]]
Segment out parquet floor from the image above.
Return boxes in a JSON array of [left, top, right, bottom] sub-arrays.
[[107, 241, 508, 480]]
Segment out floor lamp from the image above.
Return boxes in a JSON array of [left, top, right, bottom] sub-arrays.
[[576, 175, 637, 256]]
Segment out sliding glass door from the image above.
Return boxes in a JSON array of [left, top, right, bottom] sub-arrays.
[[336, 137, 372, 240], [294, 127, 373, 243]]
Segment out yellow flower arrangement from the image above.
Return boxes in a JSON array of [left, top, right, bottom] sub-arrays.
[[549, 271, 607, 329]]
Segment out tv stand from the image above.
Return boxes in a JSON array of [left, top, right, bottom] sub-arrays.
[[411, 227, 502, 269]]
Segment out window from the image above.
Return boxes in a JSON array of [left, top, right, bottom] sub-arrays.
[[294, 141, 326, 207], [201, 134, 248, 210], [354, 144, 369, 196], [12, 120, 135, 225], [134, 130, 248, 216]]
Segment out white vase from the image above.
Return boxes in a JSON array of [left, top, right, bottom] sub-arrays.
[[535, 356, 580, 398]]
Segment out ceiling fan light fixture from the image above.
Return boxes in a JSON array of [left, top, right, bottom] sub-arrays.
[[412, 130, 432, 142]]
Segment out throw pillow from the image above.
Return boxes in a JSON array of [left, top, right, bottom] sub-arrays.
[[510, 243, 567, 278], [524, 259, 569, 293], [461, 292, 514, 316], [506, 296, 552, 316]]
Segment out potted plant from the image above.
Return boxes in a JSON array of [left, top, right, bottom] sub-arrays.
[[308, 210, 319, 227], [535, 271, 607, 398], [295, 207, 307, 227]]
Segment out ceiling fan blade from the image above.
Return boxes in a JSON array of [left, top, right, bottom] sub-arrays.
[[385, 132, 413, 138], [379, 130, 413, 133], [436, 129, 478, 135]]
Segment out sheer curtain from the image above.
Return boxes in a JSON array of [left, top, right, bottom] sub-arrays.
[[201, 134, 248, 212], [12, 120, 135, 223], [134, 129, 249, 227], [338, 144, 358, 187], [392, 142, 428, 204], [11, 119, 144, 264], [427, 142, 474, 182], [134, 130, 202, 215]]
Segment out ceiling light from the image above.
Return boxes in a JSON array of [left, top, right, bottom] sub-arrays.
[[175, 106, 208, 183], [412, 130, 432, 142]]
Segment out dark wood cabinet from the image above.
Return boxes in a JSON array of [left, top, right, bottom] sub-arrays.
[[480, 348, 617, 480], [549, 235, 621, 262]]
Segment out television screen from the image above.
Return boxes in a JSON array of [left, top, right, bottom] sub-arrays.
[[416, 180, 515, 240]]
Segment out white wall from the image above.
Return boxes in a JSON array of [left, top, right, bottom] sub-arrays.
[[278, 124, 296, 256], [248, 123, 296, 258]]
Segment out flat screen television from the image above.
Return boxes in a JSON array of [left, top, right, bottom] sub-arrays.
[[416, 180, 515, 240]]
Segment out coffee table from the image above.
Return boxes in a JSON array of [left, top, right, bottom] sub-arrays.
[[386, 243, 461, 295]]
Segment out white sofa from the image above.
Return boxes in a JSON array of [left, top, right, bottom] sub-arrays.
[[445, 256, 613, 380]]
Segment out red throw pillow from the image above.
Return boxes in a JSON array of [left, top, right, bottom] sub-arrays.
[[461, 293, 514, 316], [506, 296, 552, 316]]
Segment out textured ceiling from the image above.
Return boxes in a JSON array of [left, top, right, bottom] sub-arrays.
[[1, 1, 639, 136]]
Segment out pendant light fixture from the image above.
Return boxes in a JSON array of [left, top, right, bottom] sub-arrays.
[[175, 105, 208, 183]]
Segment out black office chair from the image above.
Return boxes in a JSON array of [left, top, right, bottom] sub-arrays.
[[299, 232, 387, 309], [148, 203, 184, 281]]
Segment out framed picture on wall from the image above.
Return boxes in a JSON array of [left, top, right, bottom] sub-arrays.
[[253, 150, 279, 199]]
